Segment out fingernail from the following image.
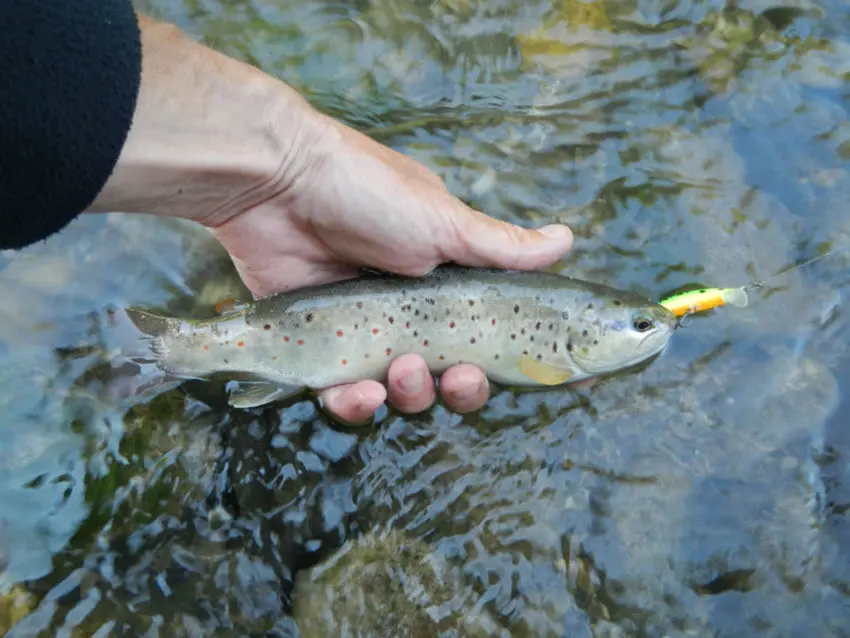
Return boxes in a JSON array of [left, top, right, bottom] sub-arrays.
[[398, 370, 425, 395], [538, 224, 571, 239]]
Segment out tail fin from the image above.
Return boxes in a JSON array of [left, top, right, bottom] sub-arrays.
[[124, 308, 175, 362]]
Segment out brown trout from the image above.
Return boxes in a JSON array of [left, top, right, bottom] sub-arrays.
[[126, 266, 677, 408]]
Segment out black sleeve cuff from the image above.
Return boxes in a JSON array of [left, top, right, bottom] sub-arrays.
[[0, 0, 142, 249]]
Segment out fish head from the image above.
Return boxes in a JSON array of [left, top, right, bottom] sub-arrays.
[[565, 295, 677, 376]]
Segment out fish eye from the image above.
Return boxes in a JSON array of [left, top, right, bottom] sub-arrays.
[[632, 314, 654, 333]]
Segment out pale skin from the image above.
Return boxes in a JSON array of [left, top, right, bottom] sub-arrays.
[[89, 14, 575, 423]]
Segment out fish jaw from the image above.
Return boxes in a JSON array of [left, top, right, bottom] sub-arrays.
[[566, 302, 677, 376]]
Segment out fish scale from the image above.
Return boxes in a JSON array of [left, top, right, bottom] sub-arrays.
[[125, 266, 677, 408]]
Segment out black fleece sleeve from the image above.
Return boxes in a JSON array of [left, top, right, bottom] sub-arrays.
[[1, 0, 142, 250]]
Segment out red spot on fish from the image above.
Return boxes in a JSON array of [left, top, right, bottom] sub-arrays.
[[337, 330, 344, 337], [283, 336, 290, 342], [423, 339, 429, 347], [216, 298, 235, 313], [372, 328, 379, 335], [405, 322, 411, 329], [492, 319, 496, 326], [264, 324, 271, 331], [385, 347, 392, 356], [439, 355, 445, 360], [203, 345, 209, 351], [341, 359, 348, 365], [449, 321, 456, 328], [470, 337, 476, 344], [356, 302, 363, 309], [388, 317, 395, 324], [271, 356, 278, 361], [237, 341, 245, 347], [297, 339, 304, 345]]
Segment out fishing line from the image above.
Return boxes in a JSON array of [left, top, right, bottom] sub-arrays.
[[742, 240, 850, 291]]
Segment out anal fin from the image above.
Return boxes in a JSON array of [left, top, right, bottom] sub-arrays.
[[226, 380, 304, 408]]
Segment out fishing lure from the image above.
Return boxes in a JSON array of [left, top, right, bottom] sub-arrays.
[[659, 287, 749, 317], [658, 241, 850, 319]]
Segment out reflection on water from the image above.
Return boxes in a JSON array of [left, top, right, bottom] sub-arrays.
[[3, 0, 850, 634]]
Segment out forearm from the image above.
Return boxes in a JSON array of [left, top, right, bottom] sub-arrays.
[[0, 5, 327, 251], [87, 14, 322, 226]]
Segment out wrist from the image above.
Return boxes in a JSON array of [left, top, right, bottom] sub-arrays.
[[87, 14, 321, 226]]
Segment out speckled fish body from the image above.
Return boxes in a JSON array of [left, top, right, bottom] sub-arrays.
[[126, 266, 677, 407]]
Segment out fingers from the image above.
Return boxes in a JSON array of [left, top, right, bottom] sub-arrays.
[[386, 354, 437, 413], [387, 356, 490, 415], [319, 357, 492, 425], [319, 381, 386, 425], [438, 363, 491, 413]]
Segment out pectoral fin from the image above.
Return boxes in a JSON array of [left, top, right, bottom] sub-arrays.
[[226, 380, 304, 408], [519, 355, 575, 386]]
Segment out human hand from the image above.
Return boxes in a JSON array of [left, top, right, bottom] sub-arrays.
[[87, 15, 574, 423], [209, 113, 574, 422]]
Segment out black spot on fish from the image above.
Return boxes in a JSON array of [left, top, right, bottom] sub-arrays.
[[470, 337, 476, 344], [223, 358, 230, 364], [587, 303, 594, 310], [523, 350, 529, 355], [582, 330, 588, 337], [553, 342, 558, 353], [494, 354, 500, 360], [511, 333, 516, 340], [593, 340, 598, 345], [549, 323, 554, 331], [612, 300, 621, 306], [535, 321, 541, 330], [356, 302, 363, 309], [423, 314, 429, 321], [536, 354, 543, 360], [530, 336, 535, 342], [521, 328, 526, 335], [562, 311, 570, 320], [566, 341, 573, 352], [354, 323, 359, 330], [306, 313, 314, 322], [469, 300, 475, 306], [263, 324, 271, 331], [514, 305, 520, 314], [415, 310, 420, 316], [413, 331, 419, 337]]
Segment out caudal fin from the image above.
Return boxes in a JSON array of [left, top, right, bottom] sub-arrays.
[[123, 307, 175, 362]]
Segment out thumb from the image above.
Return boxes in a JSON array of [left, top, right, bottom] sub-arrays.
[[445, 206, 574, 271]]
